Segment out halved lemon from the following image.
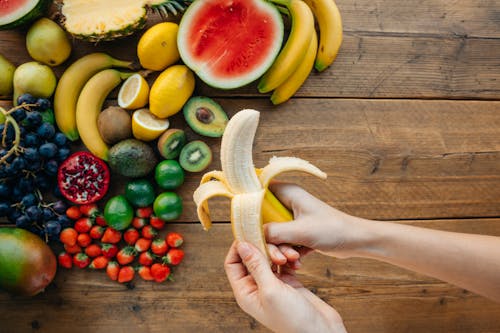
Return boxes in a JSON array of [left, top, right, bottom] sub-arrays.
[[118, 73, 149, 110], [132, 108, 170, 141]]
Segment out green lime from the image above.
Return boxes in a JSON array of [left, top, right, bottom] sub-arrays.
[[153, 192, 183, 221], [155, 160, 185, 190], [104, 195, 134, 230], [125, 179, 155, 207]]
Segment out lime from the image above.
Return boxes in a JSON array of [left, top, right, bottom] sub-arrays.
[[153, 192, 182, 221], [155, 160, 185, 190], [125, 179, 156, 207], [104, 195, 134, 230]]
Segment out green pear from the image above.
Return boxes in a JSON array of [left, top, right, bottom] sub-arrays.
[[26, 18, 71, 67], [0, 54, 15, 98], [13, 62, 57, 105]]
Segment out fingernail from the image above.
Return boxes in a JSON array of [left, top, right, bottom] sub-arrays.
[[237, 241, 252, 258]]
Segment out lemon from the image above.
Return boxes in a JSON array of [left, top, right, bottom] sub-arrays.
[[118, 73, 150, 110], [149, 65, 195, 118], [138, 22, 180, 71], [132, 108, 170, 141]]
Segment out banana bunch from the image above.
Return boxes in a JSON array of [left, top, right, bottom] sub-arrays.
[[193, 109, 326, 258], [54, 53, 135, 160], [259, 0, 343, 105]]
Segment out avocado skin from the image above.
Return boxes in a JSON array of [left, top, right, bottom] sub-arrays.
[[109, 139, 158, 178]]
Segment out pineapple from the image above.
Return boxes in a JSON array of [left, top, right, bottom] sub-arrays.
[[60, 0, 191, 42]]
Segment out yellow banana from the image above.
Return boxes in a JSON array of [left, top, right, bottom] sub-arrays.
[[257, 0, 315, 93], [193, 109, 327, 258], [75, 69, 133, 161], [303, 0, 343, 72], [54, 53, 134, 141], [270, 29, 318, 105]]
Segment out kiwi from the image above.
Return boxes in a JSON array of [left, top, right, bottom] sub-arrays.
[[157, 128, 187, 159], [183, 96, 228, 137], [179, 140, 212, 172], [98, 106, 132, 145]]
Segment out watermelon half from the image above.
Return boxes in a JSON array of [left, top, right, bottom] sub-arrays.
[[0, 0, 51, 30], [177, 0, 284, 90]]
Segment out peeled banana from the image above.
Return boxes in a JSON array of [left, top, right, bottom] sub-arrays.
[[193, 109, 327, 258]]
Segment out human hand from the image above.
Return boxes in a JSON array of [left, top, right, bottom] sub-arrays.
[[224, 240, 346, 333]]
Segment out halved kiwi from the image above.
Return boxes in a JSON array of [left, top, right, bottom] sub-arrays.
[[183, 96, 228, 137], [179, 140, 212, 172], [157, 128, 187, 159]]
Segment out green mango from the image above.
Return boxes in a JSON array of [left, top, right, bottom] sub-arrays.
[[0, 228, 57, 296]]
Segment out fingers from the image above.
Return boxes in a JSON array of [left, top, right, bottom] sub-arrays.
[[268, 182, 317, 214], [224, 241, 248, 286], [267, 243, 287, 266], [265, 220, 306, 246], [237, 241, 277, 288]]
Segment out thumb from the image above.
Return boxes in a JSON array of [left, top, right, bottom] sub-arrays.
[[237, 241, 276, 287], [265, 220, 305, 246]]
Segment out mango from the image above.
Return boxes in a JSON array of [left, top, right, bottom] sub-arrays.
[[26, 18, 72, 67], [0, 54, 15, 97]]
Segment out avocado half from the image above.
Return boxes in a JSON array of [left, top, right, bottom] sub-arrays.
[[183, 96, 228, 138]]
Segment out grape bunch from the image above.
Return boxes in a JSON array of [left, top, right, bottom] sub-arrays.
[[0, 94, 72, 241]]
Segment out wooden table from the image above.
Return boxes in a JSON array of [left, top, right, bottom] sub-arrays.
[[2, 1, 500, 332]]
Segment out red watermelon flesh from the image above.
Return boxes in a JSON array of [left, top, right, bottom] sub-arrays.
[[0, 0, 50, 30]]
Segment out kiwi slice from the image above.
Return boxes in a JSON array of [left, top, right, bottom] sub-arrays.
[[157, 128, 187, 159], [179, 140, 212, 172], [183, 96, 228, 137]]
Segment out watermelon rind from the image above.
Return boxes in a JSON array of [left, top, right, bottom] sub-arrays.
[[0, 0, 52, 30]]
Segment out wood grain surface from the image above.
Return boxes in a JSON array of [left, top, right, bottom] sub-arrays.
[[1, 0, 500, 332]]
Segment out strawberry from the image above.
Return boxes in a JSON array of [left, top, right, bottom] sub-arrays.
[[137, 266, 154, 281], [60, 228, 78, 246], [134, 238, 152, 252], [123, 228, 140, 245], [141, 225, 157, 239], [164, 248, 184, 265], [118, 265, 135, 283], [65, 206, 82, 220], [85, 244, 102, 258], [151, 238, 168, 256], [64, 243, 82, 254], [136, 206, 153, 218], [73, 253, 90, 268], [116, 246, 137, 265], [101, 228, 122, 244], [74, 217, 93, 233], [166, 232, 184, 248], [138, 251, 154, 266], [89, 225, 105, 240], [151, 263, 171, 283], [95, 214, 107, 227], [149, 216, 165, 230], [101, 243, 119, 258], [132, 217, 147, 229], [79, 203, 99, 217], [77, 233, 91, 247], [89, 256, 109, 269], [106, 261, 120, 281], [58, 251, 72, 269]]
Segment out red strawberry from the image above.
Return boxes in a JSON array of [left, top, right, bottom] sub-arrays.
[[58, 251, 72, 269], [166, 232, 184, 248], [65, 206, 82, 220], [116, 246, 137, 265], [74, 217, 93, 233], [89, 256, 109, 269], [95, 214, 107, 227], [151, 238, 168, 256], [149, 216, 165, 230], [141, 225, 157, 239], [118, 266, 135, 283], [106, 261, 119, 281], [79, 203, 99, 217], [101, 228, 122, 244], [89, 225, 105, 240], [132, 217, 147, 229], [137, 266, 154, 281], [77, 233, 92, 248], [73, 253, 90, 268], [60, 228, 78, 246], [64, 243, 82, 254], [101, 243, 119, 258], [164, 248, 184, 265], [138, 251, 154, 266], [123, 228, 140, 245], [85, 244, 102, 258], [151, 263, 171, 283], [136, 206, 153, 218], [135, 238, 152, 252]]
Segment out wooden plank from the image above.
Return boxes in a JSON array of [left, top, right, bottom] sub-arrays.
[[1, 219, 499, 333]]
